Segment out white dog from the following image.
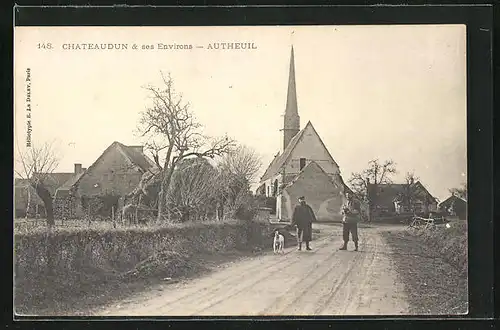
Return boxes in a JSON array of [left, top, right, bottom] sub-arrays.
[[273, 230, 285, 254]]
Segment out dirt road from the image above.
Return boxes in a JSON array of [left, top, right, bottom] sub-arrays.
[[97, 224, 409, 316]]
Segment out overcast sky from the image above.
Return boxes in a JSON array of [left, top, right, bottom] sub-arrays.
[[14, 25, 466, 200]]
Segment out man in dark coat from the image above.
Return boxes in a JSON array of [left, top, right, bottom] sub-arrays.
[[291, 196, 317, 251], [339, 191, 361, 251]]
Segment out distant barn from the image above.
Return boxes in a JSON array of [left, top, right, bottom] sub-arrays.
[[439, 194, 467, 220]]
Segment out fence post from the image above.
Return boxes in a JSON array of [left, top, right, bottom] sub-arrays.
[[25, 186, 31, 220], [88, 204, 92, 227], [112, 205, 116, 228], [135, 194, 142, 225]]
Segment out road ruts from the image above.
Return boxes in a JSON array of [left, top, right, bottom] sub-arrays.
[[263, 236, 372, 315], [159, 235, 335, 315], [100, 233, 336, 316], [97, 225, 409, 316]]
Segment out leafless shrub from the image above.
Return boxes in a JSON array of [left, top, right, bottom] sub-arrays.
[[15, 141, 61, 227], [136, 71, 235, 222]]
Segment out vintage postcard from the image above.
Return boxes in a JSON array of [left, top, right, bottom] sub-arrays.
[[14, 25, 467, 317]]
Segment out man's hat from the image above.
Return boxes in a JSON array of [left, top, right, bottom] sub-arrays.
[[298, 196, 305, 200]]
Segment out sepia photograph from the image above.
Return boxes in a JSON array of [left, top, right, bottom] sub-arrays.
[[14, 25, 467, 317]]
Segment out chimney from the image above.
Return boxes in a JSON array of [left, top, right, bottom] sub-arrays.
[[128, 145, 144, 154], [366, 177, 370, 185], [74, 163, 83, 174]]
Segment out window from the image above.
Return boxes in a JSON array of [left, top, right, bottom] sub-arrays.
[[299, 158, 306, 171]]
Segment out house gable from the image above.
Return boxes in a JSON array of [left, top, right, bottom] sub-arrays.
[[260, 121, 340, 182], [281, 161, 344, 222], [75, 141, 157, 197], [283, 160, 340, 190], [411, 181, 437, 203], [439, 195, 467, 209], [438, 194, 467, 219]]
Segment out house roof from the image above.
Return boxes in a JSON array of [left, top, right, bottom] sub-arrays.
[[57, 171, 86, 191], [260, 121, 339, 182], [439, 194, 467, 207], [368, 181, 436, 206], [56, 141, 158, 195], [119, 143, 157, 172], [368, 183, 406, 206], [15, 174, 76, 206], [95, 141, 157, 173], [30, 172, 76, 195]]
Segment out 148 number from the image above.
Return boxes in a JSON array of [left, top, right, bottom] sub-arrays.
[[37, 43, 53, 50]]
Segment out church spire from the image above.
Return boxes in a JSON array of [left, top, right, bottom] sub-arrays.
[[283, 45, 300, 151]]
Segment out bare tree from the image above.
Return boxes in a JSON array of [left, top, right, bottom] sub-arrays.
[[15, 141, 60, 227], [449, 182, 467, 200], [347, 159, 397, 200], [216, 145, 262, 220], [217, 145, 262, 186], [397, 171, 420, 214], [137, 72, 235, 222], [167, 158, 220, 222]]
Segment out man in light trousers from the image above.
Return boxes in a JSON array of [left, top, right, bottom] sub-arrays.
[[339, 192, 361, 251]]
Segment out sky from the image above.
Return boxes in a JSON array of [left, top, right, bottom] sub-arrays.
[[14, 25, 467, 201]]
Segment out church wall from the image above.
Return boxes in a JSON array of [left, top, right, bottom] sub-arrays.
[[261, 174, 283, 198], [282, 125, 340, 177], [279, 164, 344, 222]]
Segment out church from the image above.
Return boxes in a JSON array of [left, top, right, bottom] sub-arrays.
[[257, 46, 352, 222]]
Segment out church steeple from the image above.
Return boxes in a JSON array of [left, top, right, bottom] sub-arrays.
[[283, 45, 300, 151]]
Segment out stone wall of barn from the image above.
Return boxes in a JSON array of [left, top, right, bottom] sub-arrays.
[[278, 162, 345, 222]]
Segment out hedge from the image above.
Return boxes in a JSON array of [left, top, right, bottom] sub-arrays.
[[410, 220, 468, 275], [14, 218, 272, 313]]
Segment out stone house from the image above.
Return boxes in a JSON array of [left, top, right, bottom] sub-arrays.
[[14, 178, 40, 218], [14, 171, 79, 218], [53, 164, 87, 219], [53, 141, 159, 219], [438, 194, 467, 220], [366, 180, 438, 219], [257, 46, 351, 222]]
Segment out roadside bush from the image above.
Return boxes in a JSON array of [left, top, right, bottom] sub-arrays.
[[410, 220, 467, 275], [14, 218, 272, 314]]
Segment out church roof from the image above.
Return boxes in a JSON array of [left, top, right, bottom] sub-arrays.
[[260, 121, 339, 182], [285, 45, 298, 118]]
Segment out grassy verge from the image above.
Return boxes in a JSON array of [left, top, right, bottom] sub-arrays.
[[381, 222, 468, 315]]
